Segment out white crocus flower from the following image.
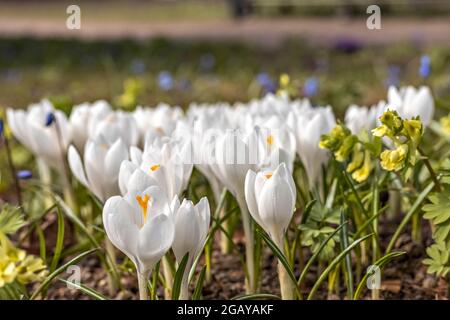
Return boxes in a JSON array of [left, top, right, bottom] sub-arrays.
[[92, 111, 140, 147], [244, 162, 296, 299], [211, 130, 259, 293], [103, 185, 174, 300], [69, 100, 112, 153], [171, 196, 210, 300], [133, 103, 184, 143], [6, 99, 72, 171], [345, 102, 385, 135], [119, 139, 193, 200], [288, 109, 336, 187], [68, 136, 129, 202], [387, 85, 434, 125]]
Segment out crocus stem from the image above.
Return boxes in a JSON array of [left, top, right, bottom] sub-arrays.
[[37, 157, 52, 208], [137, 270, 150, 300], [162, 255, 174, 299], [179, 262, 192, 300], [236, 195, 257, 294], [219, 204, 233, 254], [2, 134, 22, 207], [54, 118, 78, 214], [105, 238, 118, 296], [274, 234, 295, 300], [61, 169, 78, 214]]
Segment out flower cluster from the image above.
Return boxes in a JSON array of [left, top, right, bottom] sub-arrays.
[[0, 233, 47, 288], [5, 84, 435, 299], [372, 110, 423, 173], [319, 124, 378, 182]]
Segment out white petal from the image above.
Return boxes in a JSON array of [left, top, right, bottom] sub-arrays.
[[67, 145, 90, 188], [137, 214, 174, 272], [104, 139, 129, 178], [103, 196, 139, 263]]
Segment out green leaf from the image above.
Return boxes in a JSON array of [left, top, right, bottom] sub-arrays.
[[339, 210, 354, 298], [307, 233, 373, 300], [0, 205, 25, 235], [50, 207, 65, 272], [353, 251, 405, 300], [386, 181, 435, 253], [30, 248, 99, 300], [58, 278, 108, 300], [172, 253, 189, 300], [231, 293, 281, 300], [297, 221, 348, 288], [256, 228, 301, 299], [192, 266, 206, 300]]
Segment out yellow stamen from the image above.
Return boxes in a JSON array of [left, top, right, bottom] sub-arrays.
[[265, 173, 273, 179], [266, 134, 274, 146], [155, 127, 165, 135], [136, 194, 150, 226], [150, 164, 160, 172]]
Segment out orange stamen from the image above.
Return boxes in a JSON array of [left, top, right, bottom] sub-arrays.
[[136, 194, 150, 226], [150, 164, 161, 172]]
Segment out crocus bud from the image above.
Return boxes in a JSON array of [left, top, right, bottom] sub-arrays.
[[245, 162, 296, 241]]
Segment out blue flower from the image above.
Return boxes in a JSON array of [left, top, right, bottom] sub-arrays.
[[419, 54, 431, 78], [0, 119, 4, 137], [17, 170, 32, 180], [45, 112, 55, 127], [157, 71, 173, 91], [200, 54, 216, 71], [304, 77, 319, 97], [256, 72, 276, 94], [130, 59, 146, 75], [386, 65, 401, 87]]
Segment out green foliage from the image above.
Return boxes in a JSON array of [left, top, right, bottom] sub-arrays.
[[423, 183, 450, 277], [299, 201, 341, 261], [0, 205, 25, 235]]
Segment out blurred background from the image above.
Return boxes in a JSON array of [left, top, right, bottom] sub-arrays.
[[0, 0, 449, 117]]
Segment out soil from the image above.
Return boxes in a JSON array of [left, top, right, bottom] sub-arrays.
[[29, 211, 449, 300]]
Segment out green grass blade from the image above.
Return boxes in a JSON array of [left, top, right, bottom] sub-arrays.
[[307, 233, 373, 300], [192, 266, 206, 300], [231, 293, 281, 300], [30, 247, 99, 300], [353, 251, 405, 300], [300, 199, 317, 225], [50, 206, 65, 272], [59, 278, 108, 300], [256, 228, 301, 299], [297, 221, 348, 288], [172, 253, 189, 300], [385, 181, 435, 254], [339, 210, 353, 299]]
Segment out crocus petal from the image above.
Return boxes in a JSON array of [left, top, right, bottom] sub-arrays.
[[67, 145, 90, 188], [118, 160, 138, 195], [104, 139, 129, 178], [103, 196, 139, 263], [137, 214, 174, 272]]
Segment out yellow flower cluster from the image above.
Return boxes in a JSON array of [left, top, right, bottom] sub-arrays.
[[439, 113, 450, 135], [372, 110, 423, 172], [0, 233, 47, 288], [319, 124, 372, 182]]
